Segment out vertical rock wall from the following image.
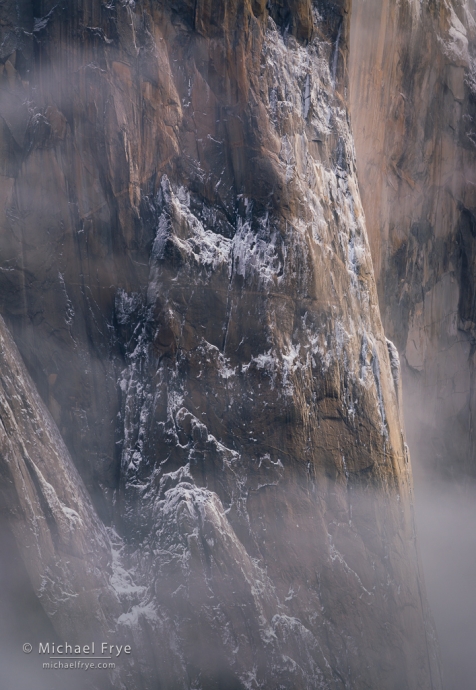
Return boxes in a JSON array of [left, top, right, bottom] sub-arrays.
[[0, 1, 441, 688], [349, 0, 476, 479]]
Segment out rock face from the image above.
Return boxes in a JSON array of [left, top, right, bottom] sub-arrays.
[[0, 1, 441, 689], [0, 314, 129, 690], [0, 314, 118, 636], [349, 0, 476, 480]]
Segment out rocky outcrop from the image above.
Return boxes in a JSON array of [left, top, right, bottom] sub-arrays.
[[0, 313, 128, 689], [349, 0, 476, 480], [0, 1, 441, 688]]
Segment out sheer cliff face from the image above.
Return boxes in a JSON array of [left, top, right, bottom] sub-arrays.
[[0, 315, 117, 632], [0, 2, 440, 689], [350, 0, 476, 479]]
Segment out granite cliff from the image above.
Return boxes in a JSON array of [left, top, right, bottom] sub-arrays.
[[349, 1, 476, 686], [350, 0, 476, 480], [0, 1, 441, 689]]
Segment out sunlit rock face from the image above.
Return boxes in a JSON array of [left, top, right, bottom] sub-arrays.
[[0, 1, 440, 688], [349, 0, 476, 480]]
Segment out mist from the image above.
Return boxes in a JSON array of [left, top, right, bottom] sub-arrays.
[[412, 478, 476, 690], [0, 521, 111, 690], [0, 0, 472, 687], [402, 364, 476, 690]]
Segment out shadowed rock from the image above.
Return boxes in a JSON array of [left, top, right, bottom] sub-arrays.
[[0, 2, 441, 688]]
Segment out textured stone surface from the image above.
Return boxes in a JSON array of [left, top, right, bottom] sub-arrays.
[[349, 0, 476, 480], [0, 2, 440, 688], [0, 314, 126, 689]]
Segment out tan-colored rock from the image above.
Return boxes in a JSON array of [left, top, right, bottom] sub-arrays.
[[0, 1, 441, 688], [349, 0, 476, 479]]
